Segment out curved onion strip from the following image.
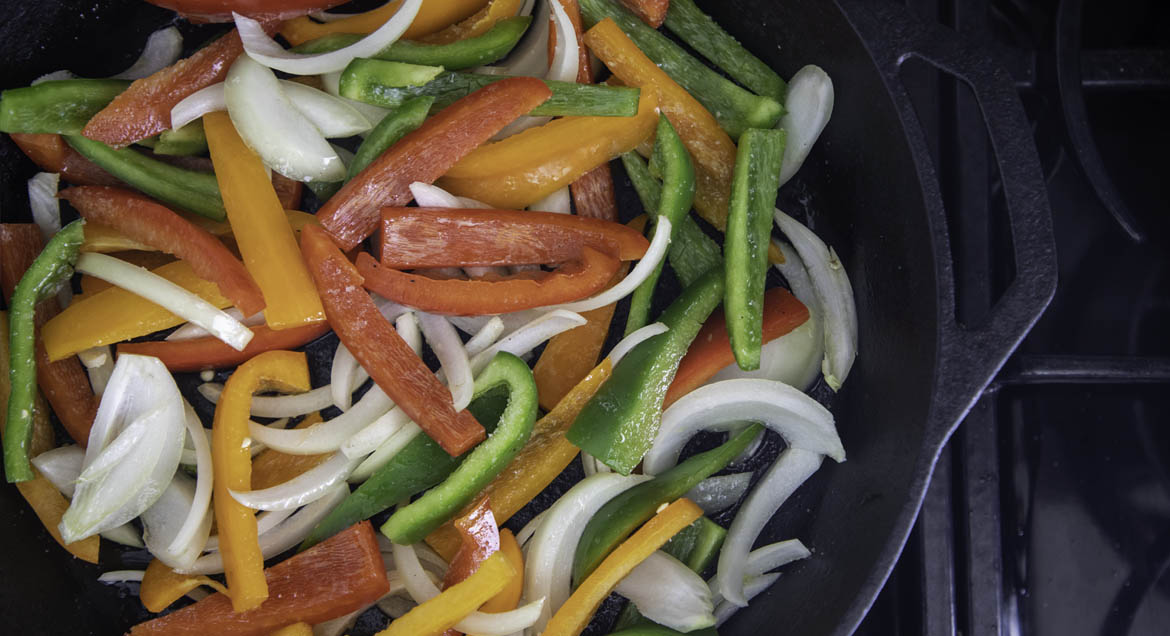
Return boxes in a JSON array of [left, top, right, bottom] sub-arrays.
[[713, 572, 781, 627], [482, 0, 567, 139], [78, 345, 109, 368], [280, 80, 372, 137], [340, 406, 411, 460], [745, 539, 811, 578], [28, 172, 61, 243], [33, 69, 76, 85], [75, 253, 253, 351], [378, 535, 451, 575], [409, 182, 491, 209], [97, 570, 145, 583], [464, 316, 506, 357], [331, 343, 361, 412], [524, 473, 651, 633], [777, 65, 834, 187], [170, 82, 225, 131], [103, 523, 146, 548], [580, 452, 611, 478], [614, 550, 715, 633], [319, 71, 392, 133], [528, 186, 571, 214], [773, 209, 857, 391], [545, 0, 579, 83], [229, 452, 359, 511], [478, 0, 550, 78], [198, 382, 334, 418], [685, 472, 753, 514], [167, 309, 265, 342], [141, 472, 211, 569], [249, 386, 393, 455], [203, 507, 295, 552], [418, 312, 474, 410], [112, 26, 183, 80], [31, 444, 84, 498], [163, 403, 214, 559], [349, 422, 422, 482], [394, 310, 423, 355], [377, 594, 418, 619], [550, 217, 672, 314], [468, 309, 586, 375], [608, 322, 668, 365], [234, 0, 422, 76], [515, 509, 547, 549], [85, 348, 115, 396]]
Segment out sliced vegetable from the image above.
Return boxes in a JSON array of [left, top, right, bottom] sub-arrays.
[[532, 300, 618, 412], [377, 552, 514, 636], [349, 96, 433, 181], [139, 558, 230, 613], [686, 472, 754, 514], [250, 413, 332, 490], [441, 497, 499, 590], [421, 0, 524, 45], [570, 164, 618, 221], [8, 133, 120, 186], [171, 80, 371, 136], [0, 79, 129, 134], [613, 551, 715, 632], [229, 451, 356, 511], [663, 0, 786, 101], [778, 65, 835, 186], [117, 321, 330, 372], [279, 0, 488, 46], [482, 529, 524, 612], [154, 120, 208, 156], [618, 0, 668, 27], [140, 472, 212, 570]]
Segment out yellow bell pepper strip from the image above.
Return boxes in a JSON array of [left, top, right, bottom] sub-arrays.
[[250, 413, 331, 490], [270, 623, 313, 636], [212, 350, 312, 612], [375, 552, 515, 636], [204, 111, 325, 331], [42, 260, 231, 362], [532, 305, 615, 411], [437, 86, 658, 209], [542, 498, 703, 636], [280, 0, 490, 47], [140, 558, 231, 613], [420, 0, 524, 44], [480, 529, 524, 613]]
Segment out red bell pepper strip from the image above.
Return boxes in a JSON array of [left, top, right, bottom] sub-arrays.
[[116, 321, 331, 372], [8, 133, 120, 186], [378, 207, 648, 268], [570, 165, 619, 222], [129, 521, 390, 636], [0, 224, 98, 447], [59, 186, 266, 317], [300, 223, 485, 456], [357, 247, 620, 315], [441, 497, 499, 589], [316, 76, 552, 250], [619, 0, 669, 27], [664, 287, 810, 407]]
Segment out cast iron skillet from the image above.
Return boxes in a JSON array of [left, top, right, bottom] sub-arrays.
[[0, 1, 1057, 633]]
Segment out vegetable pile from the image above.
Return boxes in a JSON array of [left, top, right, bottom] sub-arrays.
[[0, 0, 855, 634]]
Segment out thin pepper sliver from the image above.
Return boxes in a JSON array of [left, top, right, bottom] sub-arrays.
[[420, 0, 524, 45], [280, 0, 489, 46], [375, 552, 515, 636], [116, 320, 331, 372], [250, 413, 330, 490], [139, 558, 230, 613]]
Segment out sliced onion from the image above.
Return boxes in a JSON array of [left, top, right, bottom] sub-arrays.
[[112, 26, 183, 80], [686, 472, 753, 514], [319, 70, 391, 132], [340, 406, 411, 460], [230, 452, 359, 511], [418, 312, 474, 410], [773, 209, 857, 391], [409, 182, 492, 209], [280, 80, 372, 137], [349, 422, 422, 482], [170, 83, 226, 131], [102, 523, 146, 548], [714, 572, 781, 627], [376, 594, 418, 620], [249, 385, 393, 455], [777, 65, 834, 187], [32, 445, 83, 497], [198, 382, 334, 418], [528, 186, 571, 215], [549, 217, 672, 314], [84, 349, 115, 395], [464, 316, 506, 357], [97, 570, 145, 583], [608, 322, 668, 365], [394, 310, 423, 354], [203, 507, 294, 552], [580, 452, 611, 478], [141, 472, 211, 569], [77, 346, 108, 368], [478, 0, 549, 78], [75, 253, 254, 351], [468, 309, 586, 375], [33, 70, 75, 85], [167, 308, 265, 341], [545, 0, 579, 83], [164, 403, 214, 560], [28, 172, 60, 242], [330, 343, 361, 412], [515, 509, 547, 549], [614, 550, 715, 632], [234, 0, 422, 75]]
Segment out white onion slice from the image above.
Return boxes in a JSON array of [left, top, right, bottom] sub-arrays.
[[330, 343, 361, 412], [319, 71, 392, 132], [249, 385, 393, 455], [409, 182, 491, 209], [103, 523, 146, 548], [467, 309, 586, 375], [84, 348, 115, 395], [550, 217, 672, 314], [112, 26, 183, 80], [349, 421, 422, 482], [777, 65, 834, 187], [714, 572, 781, 627], [528, 186, 571, 215], [141, 472, 211, 569], [203, 506, 295, 552], [464, 316, 506, 357], [515, 509, 547, 548], [608, 322, 668, 365], [614, 550, 715, 632], [165, 403, 214, 560], [686, 472, 753, 514], [33, 70, 76, 85], [170, 83, 226, 131], [198, 382, 334, 418], [75, 253, 254, 351], [28, 172, 60, 242], [580, 452, 611, 478], [230, 452, 358, 511], [545, 0, 579, 83], [479, 0, 549, 78], [167, 308, 265, 341], [773, 209, 857, 391], [31, 445, 83, 497], [77, 346, 108, 368], [394, 310, 423, 354], [341, 407, 411, 460], [418, 312, 474, 410], [234, 0, 422, 75], [98, 570, 145, 583], [280, 81, 372, 137]]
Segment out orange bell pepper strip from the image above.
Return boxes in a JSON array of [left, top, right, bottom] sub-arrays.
[[542, 499, 703, 636], [619, 0, 668, 27], [42, 259, 231, 361], [280, 0, 489, 47], [301, 224, 485, 456], [357, 247, 619, 315], [0, 224, 99, 447], [249, 413, 331, 490], [140, 558, 231, 613], [481, 529, 524, 612], [379, 207, 648, 268], [116, 321, 331, 372], [441, 497, 499, 594], [270, 624, 313, 636], [532, 306, 614, 412], [375, 552, 515, 636], [427, 357, 615, 559], [60, 186, 266, 317], [664, 287, 810, 408], [421, 0, 524, 45], [130, 521, 390, 636], [437, 85, 658, 209], [317, 77, 552, 251], [8, 133, 121, 186], [204, 111, 325, 330], [212, 349, 311, 612]]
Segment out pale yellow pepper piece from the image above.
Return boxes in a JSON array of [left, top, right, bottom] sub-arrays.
[[279, 0, 490, 47], [139, 558, 231, 613], [375, 552, 514, 636]]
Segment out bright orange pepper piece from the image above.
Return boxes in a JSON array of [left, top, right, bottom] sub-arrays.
[[249, 413, 332, 490], [374, 552, 515, 636], [279, 0, 490, 46], [480, 529, 524, 613], [420, 0, 524, 44], [139, 559, 230, 613]]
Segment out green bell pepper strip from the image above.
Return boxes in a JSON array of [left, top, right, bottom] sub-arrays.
[[620, 152, 721, 288], [347, 96, 434, 181], [381, 351, 537, 545], [339, 62, 642, 118], [153, 120, 208, 156], [4, 220, 86, 483], [724, 128, 787, 371], [567, 267, 726, 475], [663, 0, 787, 102], [299, 380, 513, 550], [579, 0, 783, 139], [624, 116, 695, 336], [293, 16, 532, 70], [572, 424, 762, 586], [0, 79, 129, 135], [65, 135, 226, 221]]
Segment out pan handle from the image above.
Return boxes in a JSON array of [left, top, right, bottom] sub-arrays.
[[838, 0, 1058, 446]]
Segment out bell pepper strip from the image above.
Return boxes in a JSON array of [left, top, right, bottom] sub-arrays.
[[572, 425, 762, 585], [271, 172, 304, 211], [317, 77, 551, 250], [0, 315, 53, 460], [81, 209, 317, 255], [116, 321, 331, 372], [339, 65, 639, 118], [426, 356, 614, 560], [348, 96, 434, 182], [419, 0, 523, 45], [293, 16, 531, 71], [664, 0, 786, 101], [532, 302, 616, 412], [301, 224, 484, 455], [544, 498, 703, 636], [249, 413, 330, 490], [358, 247, 620, 315], [566, 266, 725, 475], [375, 552, 514, 636], [3, 220, 86, 482], [59, 186, 266, 317], [280, 0, 489, 47], [81, 30, 248, 148], [724, 128, 787, 371], [0, 79, 129, 135], [270, 624, 313, 636], [441, 497, 499, 590], [65, 135, 227, 221], [438, 86, 657, 209], [8, 133, 121, 186], [580, 0, 782, 139], [212, 350, 311, 611], [481, 529, 525, 612], [42, 260, 231, 361], [144, 0, 349, 22], [378, 207, 648, 267], [0, 224, 100, 448], [140, 558, 231, 613], [153, 122, 207, 157], [382, 351, 537, 544], [570, 165, 618, 221], [624, 115, 695, 336], [204, 112, 326, 330], [130, 521, 390, 636], [80, 223, 154, 253], [618, 0, 668, 27]]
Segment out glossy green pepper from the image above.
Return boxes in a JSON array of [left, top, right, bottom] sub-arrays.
[[664, 0, 787, 101], [0, 79, 128, 135], [347, 96, 434, 181]]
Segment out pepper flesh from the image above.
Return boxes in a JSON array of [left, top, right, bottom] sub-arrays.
[[280, 0, 489, 46], [441, 497, 499, 590], [374, 551, 514, 636], [348, 96, 434, 182], [481, 529, 524, 612], [543, 498, 703, 636], [8, 133, 120, 186], [140, 558, 230, 613], [204, 111, 325, 330], [318, 76, 551, 250], [0, 79, 129, 135], [301, 223, 484, 455], [420, 0, 523, 44], [249, 413, 331, 490], [531, 299, 619, 413], [116, 321, 331, 372], [618, 0, 668, 27], [130, 521, 390, 636], [438, 86, 658, 209], [663, 0, 786, 101], [570, 165, 618, 221]]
